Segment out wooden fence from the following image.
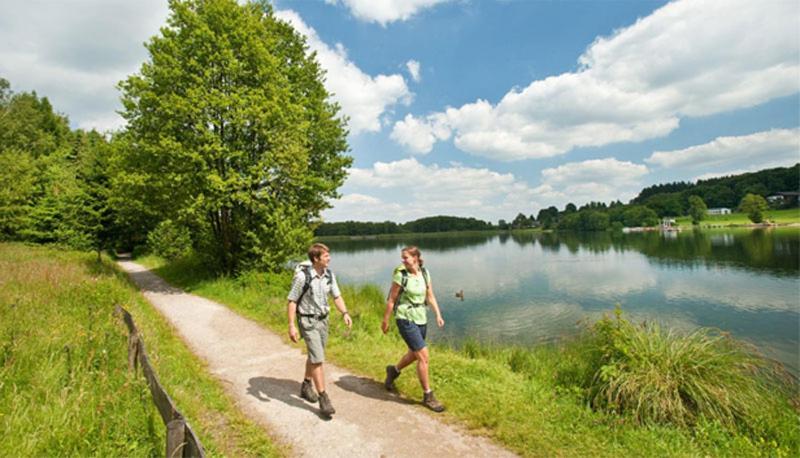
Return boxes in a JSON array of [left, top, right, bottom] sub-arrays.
[[115, 305, 205, 458]]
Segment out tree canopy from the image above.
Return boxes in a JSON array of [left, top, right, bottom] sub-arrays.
[[113, 0, 350, 272]]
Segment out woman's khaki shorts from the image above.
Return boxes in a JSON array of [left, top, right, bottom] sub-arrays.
[[299, 316, 329, 364]]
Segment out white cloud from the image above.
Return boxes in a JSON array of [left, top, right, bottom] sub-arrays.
[[275, 10, 412, 135], [646, 128, 800, 173], [323, 158, 541, 222], [406, 59, 421, 82], [535, 158, 650, 208], [391, 0, 800, 160], [389, 113, 450, 154], [326, 0, 452, 25], [0, 0, 169, 131]]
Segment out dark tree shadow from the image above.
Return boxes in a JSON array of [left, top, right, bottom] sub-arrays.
[[333, 375, 416, 406], [247, 376, 329, 420]]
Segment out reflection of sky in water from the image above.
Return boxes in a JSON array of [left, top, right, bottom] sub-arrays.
[[325, 231, 800, 372]]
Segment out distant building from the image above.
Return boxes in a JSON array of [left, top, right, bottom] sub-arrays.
[[707, 208, 731, 215], [767, 192, 800, 207]]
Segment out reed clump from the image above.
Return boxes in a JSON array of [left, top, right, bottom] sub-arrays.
[[580, 307, 798, 439]]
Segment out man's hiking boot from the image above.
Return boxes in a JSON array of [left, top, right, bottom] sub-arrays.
[[318, 391, 336, 417], [384, 365, 400, 391], [423, 391, 445, 412], [300, 379, 318, 403]]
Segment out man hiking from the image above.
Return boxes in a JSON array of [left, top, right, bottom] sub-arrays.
[[287, 243, 352, 418]]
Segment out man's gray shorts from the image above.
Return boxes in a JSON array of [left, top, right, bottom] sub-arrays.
[[299, 316, 329, 364]]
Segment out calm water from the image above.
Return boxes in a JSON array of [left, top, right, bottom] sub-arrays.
[[323, 229, 800, 372]]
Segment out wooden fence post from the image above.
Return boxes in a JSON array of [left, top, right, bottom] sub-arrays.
[[166, 418, 186, 458], [115, 304, 205, 458]]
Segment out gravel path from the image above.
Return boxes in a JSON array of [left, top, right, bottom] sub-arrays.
[[118, 260, 515, 458]]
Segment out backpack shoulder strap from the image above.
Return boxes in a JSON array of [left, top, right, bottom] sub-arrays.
[[297, 265, 312, 304], [421, 267, 429, 289]]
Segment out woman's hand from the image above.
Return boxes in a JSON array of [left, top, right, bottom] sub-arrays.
[[436, 315, 445, 328], [381, 318, 390, 334]]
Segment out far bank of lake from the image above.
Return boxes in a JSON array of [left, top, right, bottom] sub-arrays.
[[321, 227, 800, 373]]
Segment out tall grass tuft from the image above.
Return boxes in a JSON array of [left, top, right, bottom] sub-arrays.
[[586, 307, 798, 438]]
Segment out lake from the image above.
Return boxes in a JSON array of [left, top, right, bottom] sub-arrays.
[[323, 228, 800, 373]]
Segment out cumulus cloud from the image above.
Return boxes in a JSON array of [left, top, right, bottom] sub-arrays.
[[275, 10, 412, 135], [535, 158, 650, 208], [389, 113, 450, 154], [406, 59, 421, 82], [322, 158, 542, 222], [325, 0, 452, 25], [646, 128, 800, 174], [391, 0, 800, 160], [0, 0, 169, 131]]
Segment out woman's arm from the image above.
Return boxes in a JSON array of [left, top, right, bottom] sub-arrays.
[[426, 280, 445, 328], [381, 282, 402, 334]]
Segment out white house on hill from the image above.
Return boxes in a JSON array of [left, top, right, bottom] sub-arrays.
[[707, 208, 731, 215]]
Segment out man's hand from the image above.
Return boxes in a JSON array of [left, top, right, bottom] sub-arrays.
[[288, 324, 299, 343], [343, 312, 353, 328]]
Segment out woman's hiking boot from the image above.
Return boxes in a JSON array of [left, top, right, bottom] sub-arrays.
[[300, 379, 318, 403], [423, 391, 445, 412], [384, 365, 400, 391], [318, 391, 336, 417]]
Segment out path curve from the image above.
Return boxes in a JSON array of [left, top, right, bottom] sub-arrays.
[[118, 260, 516, 458]]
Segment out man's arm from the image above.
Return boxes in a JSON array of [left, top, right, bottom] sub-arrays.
[[329, 272, 351, 328], [332, 295, 352, 328], [287, 300, 299, 342]]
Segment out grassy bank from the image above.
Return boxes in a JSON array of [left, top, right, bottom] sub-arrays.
[[137, 253, 798, 457], [675, 208, 800, 227], [0, 243, 284, 456]]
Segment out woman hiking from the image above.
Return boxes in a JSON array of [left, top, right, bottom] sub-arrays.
[[381, 246, 446, 412]]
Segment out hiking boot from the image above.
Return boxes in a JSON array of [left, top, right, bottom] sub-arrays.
[[300, 379, 318, 403], [423, 391, 445, 412], [318, 391, 336, 417], [385, 365, 400, 391]]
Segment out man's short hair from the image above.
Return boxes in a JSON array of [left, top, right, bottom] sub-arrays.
[[308, 243, 330, 263]]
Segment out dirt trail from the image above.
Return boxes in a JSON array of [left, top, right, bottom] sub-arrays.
[[118, 260, 515, 458]]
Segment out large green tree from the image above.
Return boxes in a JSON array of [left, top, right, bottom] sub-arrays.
[[739, 193, 768, 224], [114, 0, 350, 272], [687, 195, 707, 225], [0, 77, 111, 249]]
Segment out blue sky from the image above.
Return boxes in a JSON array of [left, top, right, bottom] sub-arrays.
[[2, 0, 798, 222]]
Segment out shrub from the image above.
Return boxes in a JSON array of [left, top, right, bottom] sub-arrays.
[[146, 219, 192, 260], [586, 308, 797, 438], [739, 193, 769, 224]]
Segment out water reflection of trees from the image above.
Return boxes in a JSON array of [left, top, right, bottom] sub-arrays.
[[325, 233, 497, 253], [536, 230, 799, 276], [327, 229, 799, 276]]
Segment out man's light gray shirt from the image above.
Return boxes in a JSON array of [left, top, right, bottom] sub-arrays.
[[287, 266, 341, 316]]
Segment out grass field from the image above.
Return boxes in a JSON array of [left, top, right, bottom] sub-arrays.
[[0, 243, 285, 457], [675, 208, 800, 227], [137, 253, 799, 457]]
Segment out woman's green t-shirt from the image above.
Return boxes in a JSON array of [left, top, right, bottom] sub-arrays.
[[393, 265, 430, 325]]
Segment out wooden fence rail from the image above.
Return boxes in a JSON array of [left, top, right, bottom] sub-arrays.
[[115, 305, 205, 458]]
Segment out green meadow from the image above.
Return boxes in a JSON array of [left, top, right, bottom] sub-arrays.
[[138, 253, 799, 458], [675, 208, 800, 227], [0, 244, 284, 457]]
